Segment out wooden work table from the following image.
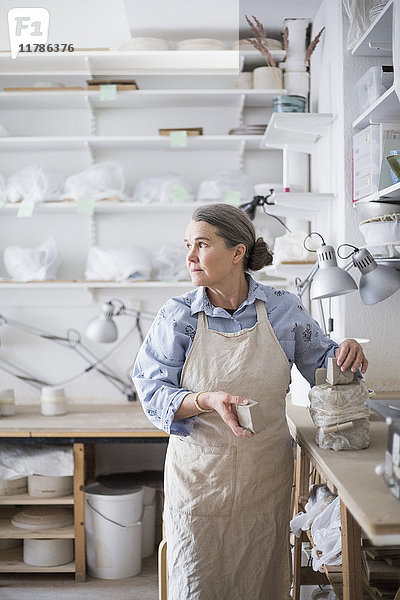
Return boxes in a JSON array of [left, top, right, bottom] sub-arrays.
[[287, 402, 400, 600], [0, 403, 168, 581]]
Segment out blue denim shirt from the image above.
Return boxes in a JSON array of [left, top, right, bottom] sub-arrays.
[[132, 276, 338, 436]]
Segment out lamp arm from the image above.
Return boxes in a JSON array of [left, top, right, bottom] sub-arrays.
[[296, 262, 319, 300], [0, 357, 51, 389]]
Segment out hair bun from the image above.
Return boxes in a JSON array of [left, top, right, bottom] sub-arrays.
[[247, 237, 273, 271]]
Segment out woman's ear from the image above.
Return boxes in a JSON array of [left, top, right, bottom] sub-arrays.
[[233, 244, 247, 263]]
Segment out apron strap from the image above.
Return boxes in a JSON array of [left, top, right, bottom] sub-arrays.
[[255, 299, 268, 323], [198, 310, 209, 331]]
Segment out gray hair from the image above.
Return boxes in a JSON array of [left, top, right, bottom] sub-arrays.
[[192, 204, 273, 271]]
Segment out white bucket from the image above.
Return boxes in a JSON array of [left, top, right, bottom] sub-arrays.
[[84, 483, 143, 579]]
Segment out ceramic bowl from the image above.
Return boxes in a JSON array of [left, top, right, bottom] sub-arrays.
[[176, 38, 226, 51]]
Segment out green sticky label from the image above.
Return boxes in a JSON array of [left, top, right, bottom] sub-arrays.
[[99, 84, 117, 101], [17, 200, 35, 218], [76, 198, 95, 216], [223, 190, 242, 205], [170, 186, 190, 203], [169, 131, 188, 148], [0, 200, 5, 211]]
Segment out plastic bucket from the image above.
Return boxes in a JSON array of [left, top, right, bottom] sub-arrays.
[[84, 483, 143, 579]]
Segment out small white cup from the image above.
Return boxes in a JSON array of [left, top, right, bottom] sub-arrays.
[[0, 388, 16, 416], [40, 387, 66, 416], [234, 72, 253, 89]]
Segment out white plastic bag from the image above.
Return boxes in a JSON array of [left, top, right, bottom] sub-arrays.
[[0, 442, 73, 477], [85, 246, 151, 281], [63, 162, 127, 202], [197, 170, 253, 204], [342, 0, 374, 51], [4, 237, 60, 281], [311, 496, 342, 571], [151, 246, 190, 281], [290, 485, 336, 537], [6, 166, 64, 203], [273, 231, 314, 264], [133, 174, 193, 204]]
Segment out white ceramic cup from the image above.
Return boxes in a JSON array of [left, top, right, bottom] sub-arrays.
[[235, 72, 253, 89], [40, 387, 66, 416], [0, 388, 16, 416]]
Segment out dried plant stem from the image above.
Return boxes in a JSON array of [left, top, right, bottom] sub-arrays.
[[305, 27, 325, 62], [245, 14, 283, 89]]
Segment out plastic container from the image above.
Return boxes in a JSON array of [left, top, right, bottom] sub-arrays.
[[355, 66, 394, 116], [273, 95, 306, 113], [84, 482, 144, 579], [40, 387, 66, 416], [23, 538, 74, 566], [28, 474, 73, 498], [0, 388, 16, 416]]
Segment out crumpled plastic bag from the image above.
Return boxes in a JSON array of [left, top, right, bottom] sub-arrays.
[[4, 237, 60, 281], [290, 484, 336, 537], [273, 231, 314, 264], [342, 0, 374, 50], [197, 170, 253, 204], [311, 496, 342, 571], [63, 162, 127, 202], [85, 246, 151, 281], [133, 173, 193, 204], [6, 166, 64, 203], [0, 441, 73, 477], [151, 245, 190, 281]]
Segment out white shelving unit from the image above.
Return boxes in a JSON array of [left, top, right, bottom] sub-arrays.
[[261, 113, 334, 153], [351, 0, 400, 206]]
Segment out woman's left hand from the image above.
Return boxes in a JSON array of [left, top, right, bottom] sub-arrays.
[[335, 338, 368, 374]]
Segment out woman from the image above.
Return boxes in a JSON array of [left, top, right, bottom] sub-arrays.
[[132, 204, 367, 600]]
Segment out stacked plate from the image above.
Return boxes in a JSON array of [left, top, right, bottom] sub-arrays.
[[176, 38, 226, 51], [369, 1, 389, 23], [119, 37, 170, 51], [229, 124, 267, 135]]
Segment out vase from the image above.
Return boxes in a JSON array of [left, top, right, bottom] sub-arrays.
[[283, 18, 310, 73], [283, 71, 310, 103], [252, 66, 282, 89]]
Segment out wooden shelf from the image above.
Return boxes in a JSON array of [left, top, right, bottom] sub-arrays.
[[352, 0, 393, 56], [0, 547, 75, 573], [0, 494, 74, 505], [0, 519, 74, 539]]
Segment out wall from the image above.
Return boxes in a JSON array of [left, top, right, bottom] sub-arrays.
[[312, 0, 400, 391]]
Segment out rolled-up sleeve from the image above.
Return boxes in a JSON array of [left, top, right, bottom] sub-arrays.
[[132, 299, 196, 436], [291, 300, 338, 385]]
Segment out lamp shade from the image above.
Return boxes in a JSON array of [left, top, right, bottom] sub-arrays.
[[310, 243, 357, 300], [353, 248, 400, 305], [85, 302, 118, 343]]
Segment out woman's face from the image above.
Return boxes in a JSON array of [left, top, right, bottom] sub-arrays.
[[184, 220, 244, 288]]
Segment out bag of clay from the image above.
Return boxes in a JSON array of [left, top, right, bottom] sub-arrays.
[[63, 162, 127, 202], [6, 166, 64, 203], [4, 237, 60, 281], [133, 174, 193, 204], [151, 246, 189, 281], [85, 246, 151, 281], [309, 380, 370, 451], [197, 170, 253, 204]]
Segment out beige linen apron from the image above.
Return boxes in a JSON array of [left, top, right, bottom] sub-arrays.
[[164, 300, 293, 600]]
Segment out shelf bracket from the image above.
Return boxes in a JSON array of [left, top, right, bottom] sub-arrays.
[[238, 139, 245, 171], [237, 94, 245, 127], [84, 140, 95, 165]]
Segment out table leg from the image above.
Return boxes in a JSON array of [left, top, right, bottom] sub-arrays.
[[340, 500, 362, 600], [73, 443, 86, 582], [292, 444, 310, 600]]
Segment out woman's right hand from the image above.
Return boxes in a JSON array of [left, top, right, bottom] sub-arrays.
[[197, 391, 254, 438]]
